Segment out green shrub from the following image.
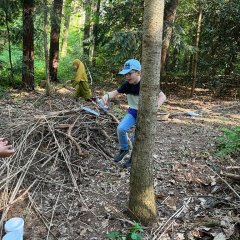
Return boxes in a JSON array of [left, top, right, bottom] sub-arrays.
[[106, 222, 143, 240], [216, 127, 240, 156]]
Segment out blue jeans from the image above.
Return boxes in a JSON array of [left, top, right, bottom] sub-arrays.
[[117, 113, 136, 150]]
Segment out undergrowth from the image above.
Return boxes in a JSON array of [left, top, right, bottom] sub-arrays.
[[216, 127, 240, 156], [106, 222, 144, 240]]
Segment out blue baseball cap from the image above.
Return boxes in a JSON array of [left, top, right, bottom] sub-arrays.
[[118, 59, 141, 75]]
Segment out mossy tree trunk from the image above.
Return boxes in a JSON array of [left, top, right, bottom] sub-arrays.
[[129, 0, 165, 226]]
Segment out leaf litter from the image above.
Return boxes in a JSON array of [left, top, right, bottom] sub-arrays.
[[0, 88, 239, 239]]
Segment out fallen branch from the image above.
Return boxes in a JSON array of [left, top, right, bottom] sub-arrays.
[[221, 172, 240, 181]]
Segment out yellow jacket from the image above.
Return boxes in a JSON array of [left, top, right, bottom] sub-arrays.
[[72, 59, 92, 99], [72, 59, 88, 85]]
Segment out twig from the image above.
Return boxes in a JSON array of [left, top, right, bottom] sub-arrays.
[[152, 197, 191, 240], [207, 165, 240, 199], [46, 178, 64, 240], [221, 172, 240, 181]]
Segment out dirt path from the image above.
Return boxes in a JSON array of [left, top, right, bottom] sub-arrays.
[[0, 89, 239, 239]]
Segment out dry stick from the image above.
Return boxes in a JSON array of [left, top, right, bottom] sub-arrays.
[[46, 178, 64, 240], [57, 130, 85, 156], [221, 172, 240, 181], [0, 180, 37, 211], [66, 116, 85, 156], [152, 198, 191, 240], [207, 165, 240, 199], [0, 123, 43, 227], [0, 133, 44, 225], [28, 194, 58, 239], [44, 117, 97, 217]]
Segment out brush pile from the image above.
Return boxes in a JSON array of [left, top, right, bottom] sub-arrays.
[[0, 91, 128, 239]]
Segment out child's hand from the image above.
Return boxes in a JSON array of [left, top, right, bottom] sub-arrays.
[[0, 138, 15, 158], [102, 93, 109, 104]]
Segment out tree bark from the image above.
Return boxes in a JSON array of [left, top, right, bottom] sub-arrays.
[[43, 0, 51, 95], [83, 0, 92, 57], [22, 0, 34, 90], [129, 0, 165, 226], [4, 9, 14, 82], [190, 3, 202, 97], [49, 0, 63, 82], [90, 0, 101, 66], [161, 0, 178, 73], [61, 0, 73, 57]]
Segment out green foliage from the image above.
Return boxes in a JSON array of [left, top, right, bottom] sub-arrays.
[[216, 127, 240, 156], [106, 222, 144, 240]]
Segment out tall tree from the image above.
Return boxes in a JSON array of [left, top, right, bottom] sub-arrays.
[[2, 2, 14, 82], [43, 0, 51, 95], [161, 0, 178, 73], [129, 0, 165, 225], [190, 2, 202, 97], [90, 0, 101, 65], [83, 0, 92, 57], [61, 0, 73, 57], [22, 0, 34, 90], [49, 0, 63, 82]]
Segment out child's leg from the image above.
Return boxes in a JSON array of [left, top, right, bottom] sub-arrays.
[[117, 113, 136, 150]]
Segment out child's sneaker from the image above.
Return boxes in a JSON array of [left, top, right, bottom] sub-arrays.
[[114, 150, 129, 162]]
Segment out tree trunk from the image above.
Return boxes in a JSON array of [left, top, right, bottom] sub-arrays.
[[3, 9, 14, 83], [83, 0, 92, 57], [61, 0, 73, 57], [43, 0, 51, 96], [129, 0, 165, 226], [49, 0, 63, 82], [22, 0, 34, 90], [190, 4, 202, 97], [161, 0, 178, 73], [90, 0, 101, 65]]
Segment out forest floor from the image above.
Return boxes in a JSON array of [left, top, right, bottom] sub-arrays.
[[0, 84, 239, 240]]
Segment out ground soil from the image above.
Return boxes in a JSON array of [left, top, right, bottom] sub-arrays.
[[0, 85, 239, 240]]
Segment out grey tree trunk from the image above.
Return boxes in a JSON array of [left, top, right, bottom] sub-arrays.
[[190, 4, 202, 97], [61, 0, 73, 57], [90, 0, 101, 66], [83, 0, 92, 57], [129, 0, 165, 226]]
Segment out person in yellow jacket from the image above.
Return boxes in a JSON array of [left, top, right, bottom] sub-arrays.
[[72, 59, 92, 100]]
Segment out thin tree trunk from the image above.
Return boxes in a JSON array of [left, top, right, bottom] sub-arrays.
[[83, 0, 92, 57], [90, 0, 101, 65], [22, 0, 34, 90], [61, 0, 73, 57], [190, 4, 202, 97], [161, 0, 178, 73], [43, 0, 51, 96], [49, 0, 63, 82], [129, 0, 165, 225], [4, 10, 14, 82]]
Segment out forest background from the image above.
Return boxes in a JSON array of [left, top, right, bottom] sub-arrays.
[[0, 0, 239, 98]]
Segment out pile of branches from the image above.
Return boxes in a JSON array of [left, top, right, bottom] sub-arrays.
[[0, 93, 123, 238]]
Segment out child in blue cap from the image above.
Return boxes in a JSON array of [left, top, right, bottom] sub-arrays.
[[102, 59, 166, 168]]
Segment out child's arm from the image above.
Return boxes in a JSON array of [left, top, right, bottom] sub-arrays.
[[102, 90, 119, 104]]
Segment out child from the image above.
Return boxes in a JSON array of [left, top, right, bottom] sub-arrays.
[[72, 59, 92, 100], [102, 59, 166, 168]]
